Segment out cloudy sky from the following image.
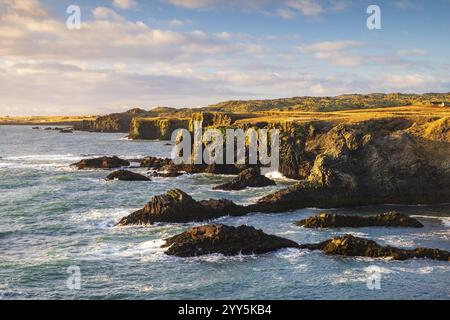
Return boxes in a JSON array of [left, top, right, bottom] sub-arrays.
[[0, 0, 449, 115]]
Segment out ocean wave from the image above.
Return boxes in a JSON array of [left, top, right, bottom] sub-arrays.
[[275, 248, 310, 261], [264, 171, 297, 183], [72, 208, 134, 229], [3, 154, 80, 162], [0, 162, 73, 170], [84, 239, 168, 262], [411, 215, 450, 227], [376, 235, 416, 248], [178, 252, 259, 263]]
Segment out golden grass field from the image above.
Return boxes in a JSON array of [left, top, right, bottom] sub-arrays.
[[1, 105, 448, 126], [0, 115, 96, 125], [236, 105, 450, 125]]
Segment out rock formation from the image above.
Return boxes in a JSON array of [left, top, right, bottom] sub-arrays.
[[117, 189, 248, 226], [213, 167, 276, 191], [139, 156, 173, 169], [106, 170, 150, 181], [299, 234, 450, 261], [248, 117, 450, 211], [162, 224, 299, 257], [129, 118, 190, 140], [295, 211, 423, 228], [71, 156, 130, 169]]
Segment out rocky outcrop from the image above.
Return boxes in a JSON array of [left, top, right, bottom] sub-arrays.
[[142, 160, 256, 177], [189, 112, 254, 131], [71, 156, 130, 169], [117, 189, 248, 226], [139, 156, 173, 169], [299, 234, 450, 261], [247, 117, 450, 211], [295, 212, 424, 228], [74, 108, 150, 133], [213, 167, 276, 191], [106, 170, 150, 181], [129, 118, 190, 140], [162, 224, 299, 257]]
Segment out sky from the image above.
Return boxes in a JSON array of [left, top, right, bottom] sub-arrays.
[[0, 0, 449, 116]]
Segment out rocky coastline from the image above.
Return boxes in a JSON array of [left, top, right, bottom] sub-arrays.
[[162, 225, 450, 261], [60, 104, 450, 264]]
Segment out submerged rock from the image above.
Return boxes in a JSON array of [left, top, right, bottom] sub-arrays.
[[295, 211, 423, 228], [162, 224, 299, 257], [213, 167, 276, 191], [299, 234, 450, 261], [117, 189, 248, 226], [72, 156, 130, 169], [106, 170, 150, 181]]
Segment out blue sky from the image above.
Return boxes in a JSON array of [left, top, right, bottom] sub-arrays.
[[0, 0, 449, 115]]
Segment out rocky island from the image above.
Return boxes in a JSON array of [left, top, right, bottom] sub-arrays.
[[295, 212, 424, 228]]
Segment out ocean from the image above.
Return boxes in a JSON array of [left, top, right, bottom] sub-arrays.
[[0, 126, 449, 300]]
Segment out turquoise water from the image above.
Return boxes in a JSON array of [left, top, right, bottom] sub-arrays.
[[0, 126, 449, 300]]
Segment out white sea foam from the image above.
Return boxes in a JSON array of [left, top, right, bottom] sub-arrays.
[[275, 248, 310, 261], [376, 235, 416, 248], [412, 215, 450, 227], [3, 154, 80, 162], [264, 171, 297, 182], [85, 239, 167, 262], [74, 208, 134, 229], [184, 253, 258, 263]]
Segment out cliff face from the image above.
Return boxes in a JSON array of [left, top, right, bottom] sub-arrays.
[[128, 118, 190, 140], [74, 108, 150, 133], [128, 112, 255, 140], [189, 112, 255, 130], [252, 116, 450, 210]]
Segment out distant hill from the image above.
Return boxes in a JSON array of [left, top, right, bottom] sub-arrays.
[[205, 93, 450, 113]]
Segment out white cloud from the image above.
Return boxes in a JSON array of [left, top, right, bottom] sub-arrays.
[[276, 8, 296, 20], [167, 19, 193, 27], [166, 0, 351, 18], [0, 0, 448, 116], [397, 49, 427, 57], [393, 0, 416, 10], [92, 7, 125, 21], [298, 40, 363, 66], [299, 40, 361, 53], [112, 0, 137, 10], [285, 0, 325, 16], [167, 0, 216, 9]]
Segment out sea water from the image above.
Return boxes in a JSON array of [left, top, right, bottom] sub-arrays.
[[0, 126, 449, 300]]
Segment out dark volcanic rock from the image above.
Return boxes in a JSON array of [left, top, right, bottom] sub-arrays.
[[106, 170, 150, 181], [249, 117, 450, 211], [295, 211, 424, 228], [72, 156, 130, 169], [299, 234, 450, 261], [149, 166, 184, 178], [139, 156, 173, 169], [162, 224, 299, 257], [213, 167, 276, 191], [117, 189, 248, 226]]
